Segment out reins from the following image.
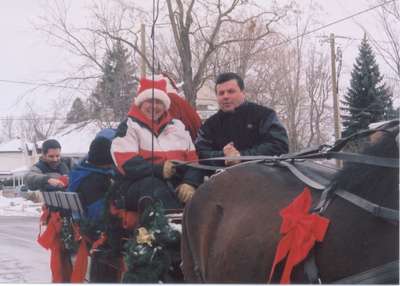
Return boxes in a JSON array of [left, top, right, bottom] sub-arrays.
[[172, 147, 399, 171], [173, 123, 399, 171]]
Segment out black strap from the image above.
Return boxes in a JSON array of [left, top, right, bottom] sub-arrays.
[[293, 151, 399, 168], [277, 161, 326, 190], [335, 189, 399, 222], [303, 249, 321, 284], [171, 159, 266, 172], [172, 161, 225, 171], [172, 150, 398, 171], [333, 260, 399, 284]]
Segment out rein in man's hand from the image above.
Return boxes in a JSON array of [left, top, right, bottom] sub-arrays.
[[223, 142, 241, 166]]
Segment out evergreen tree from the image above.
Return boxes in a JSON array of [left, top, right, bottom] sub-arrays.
[[66, 97, 88, 123], [90, 41, 137, 123], [341, 35, 395, 137]]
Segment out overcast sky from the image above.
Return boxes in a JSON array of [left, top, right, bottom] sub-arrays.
[[0, 0, 398, 121]]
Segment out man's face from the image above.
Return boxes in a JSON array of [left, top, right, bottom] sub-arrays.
[[140, 99, 166, 121], [43, 148, 61, 169], [216, 79, 245, 112]]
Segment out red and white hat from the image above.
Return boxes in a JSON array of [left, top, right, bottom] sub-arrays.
[[153, 74, 179, 95], [134, 78, 171, 109]]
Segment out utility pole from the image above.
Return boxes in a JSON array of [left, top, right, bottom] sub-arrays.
[[140, 23, 146, 77], [330, 33, 342, 168], [330, 33, 341, 142]]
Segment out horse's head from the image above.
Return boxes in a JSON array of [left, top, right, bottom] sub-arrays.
[[339, 120, 399, 154], [334, 120, 399, 209]]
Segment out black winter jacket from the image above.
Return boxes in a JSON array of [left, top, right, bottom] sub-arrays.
[[195, 101, 289, 166]]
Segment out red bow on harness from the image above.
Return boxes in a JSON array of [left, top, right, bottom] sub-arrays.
[[268, 187, 330, 284]]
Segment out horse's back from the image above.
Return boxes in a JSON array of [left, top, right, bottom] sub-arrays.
[[182, 162, 313, 282]]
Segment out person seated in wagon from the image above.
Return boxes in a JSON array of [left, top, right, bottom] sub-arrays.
[[110, 77, 202, 213]]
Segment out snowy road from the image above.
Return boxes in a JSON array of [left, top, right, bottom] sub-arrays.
[[0, 216, 51, 283]]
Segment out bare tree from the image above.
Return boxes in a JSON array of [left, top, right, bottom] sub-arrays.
[[17, 100, 66, 142], [243, 6, 332, 151], [164, 0, 290, 105], [369, 0, 400, 80], [0, 116, 15, 142], [305, 46, 332, 146], [35, 1, 115, 87], [36, 0, 291, 106]]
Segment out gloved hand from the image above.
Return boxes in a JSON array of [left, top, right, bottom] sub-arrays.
[[176, 183, 196, 203], [163, 160, 176, 179]]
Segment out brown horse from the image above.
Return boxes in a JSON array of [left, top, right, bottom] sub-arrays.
[[181, 121, 399, 283]]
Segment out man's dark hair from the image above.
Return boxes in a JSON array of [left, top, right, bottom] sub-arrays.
[[215, 72, 244, 91], [42, 139, 61, 154]]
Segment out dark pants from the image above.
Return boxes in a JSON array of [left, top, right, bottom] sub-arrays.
[[89, 251, 121, 282], [115, 177, 183, 211]]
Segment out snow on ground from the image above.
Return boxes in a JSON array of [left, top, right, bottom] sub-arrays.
[[0, 191, 41, 217], [0, 216, 51, 283], [0, 193, 50, 283]]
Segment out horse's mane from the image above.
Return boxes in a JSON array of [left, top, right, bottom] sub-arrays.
[[333, 125, 399, 208]]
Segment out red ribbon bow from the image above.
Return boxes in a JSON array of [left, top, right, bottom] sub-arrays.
[[268, 188, 330, 284], [37, 212, 67, 282]]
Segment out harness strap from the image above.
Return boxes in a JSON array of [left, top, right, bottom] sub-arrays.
[[311, 185, 336, 214], [335, 189, 399, 222], [277, 161, 325, 190], [303, 249, 321, 284], [297, 151, 399, 168], [333, 260, 399, 284], [278, 161, 400, 222]]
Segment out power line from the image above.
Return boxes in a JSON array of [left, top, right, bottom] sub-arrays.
[[219, 0, 398, 69], [0, 117, 67, 121], [264, 0, 397, 50], [0, 79, 92, 91], [318, 35, 396, 45]]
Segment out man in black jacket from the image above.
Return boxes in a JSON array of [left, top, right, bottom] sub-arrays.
[[195, 72, 289, 166]]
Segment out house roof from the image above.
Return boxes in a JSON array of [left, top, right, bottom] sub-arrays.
[[48, 121, 118, 157], [0, 121, 118, 159]]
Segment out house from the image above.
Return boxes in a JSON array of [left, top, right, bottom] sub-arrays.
[[0, 138, 35, 188], [195, 80, 218, 121]]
